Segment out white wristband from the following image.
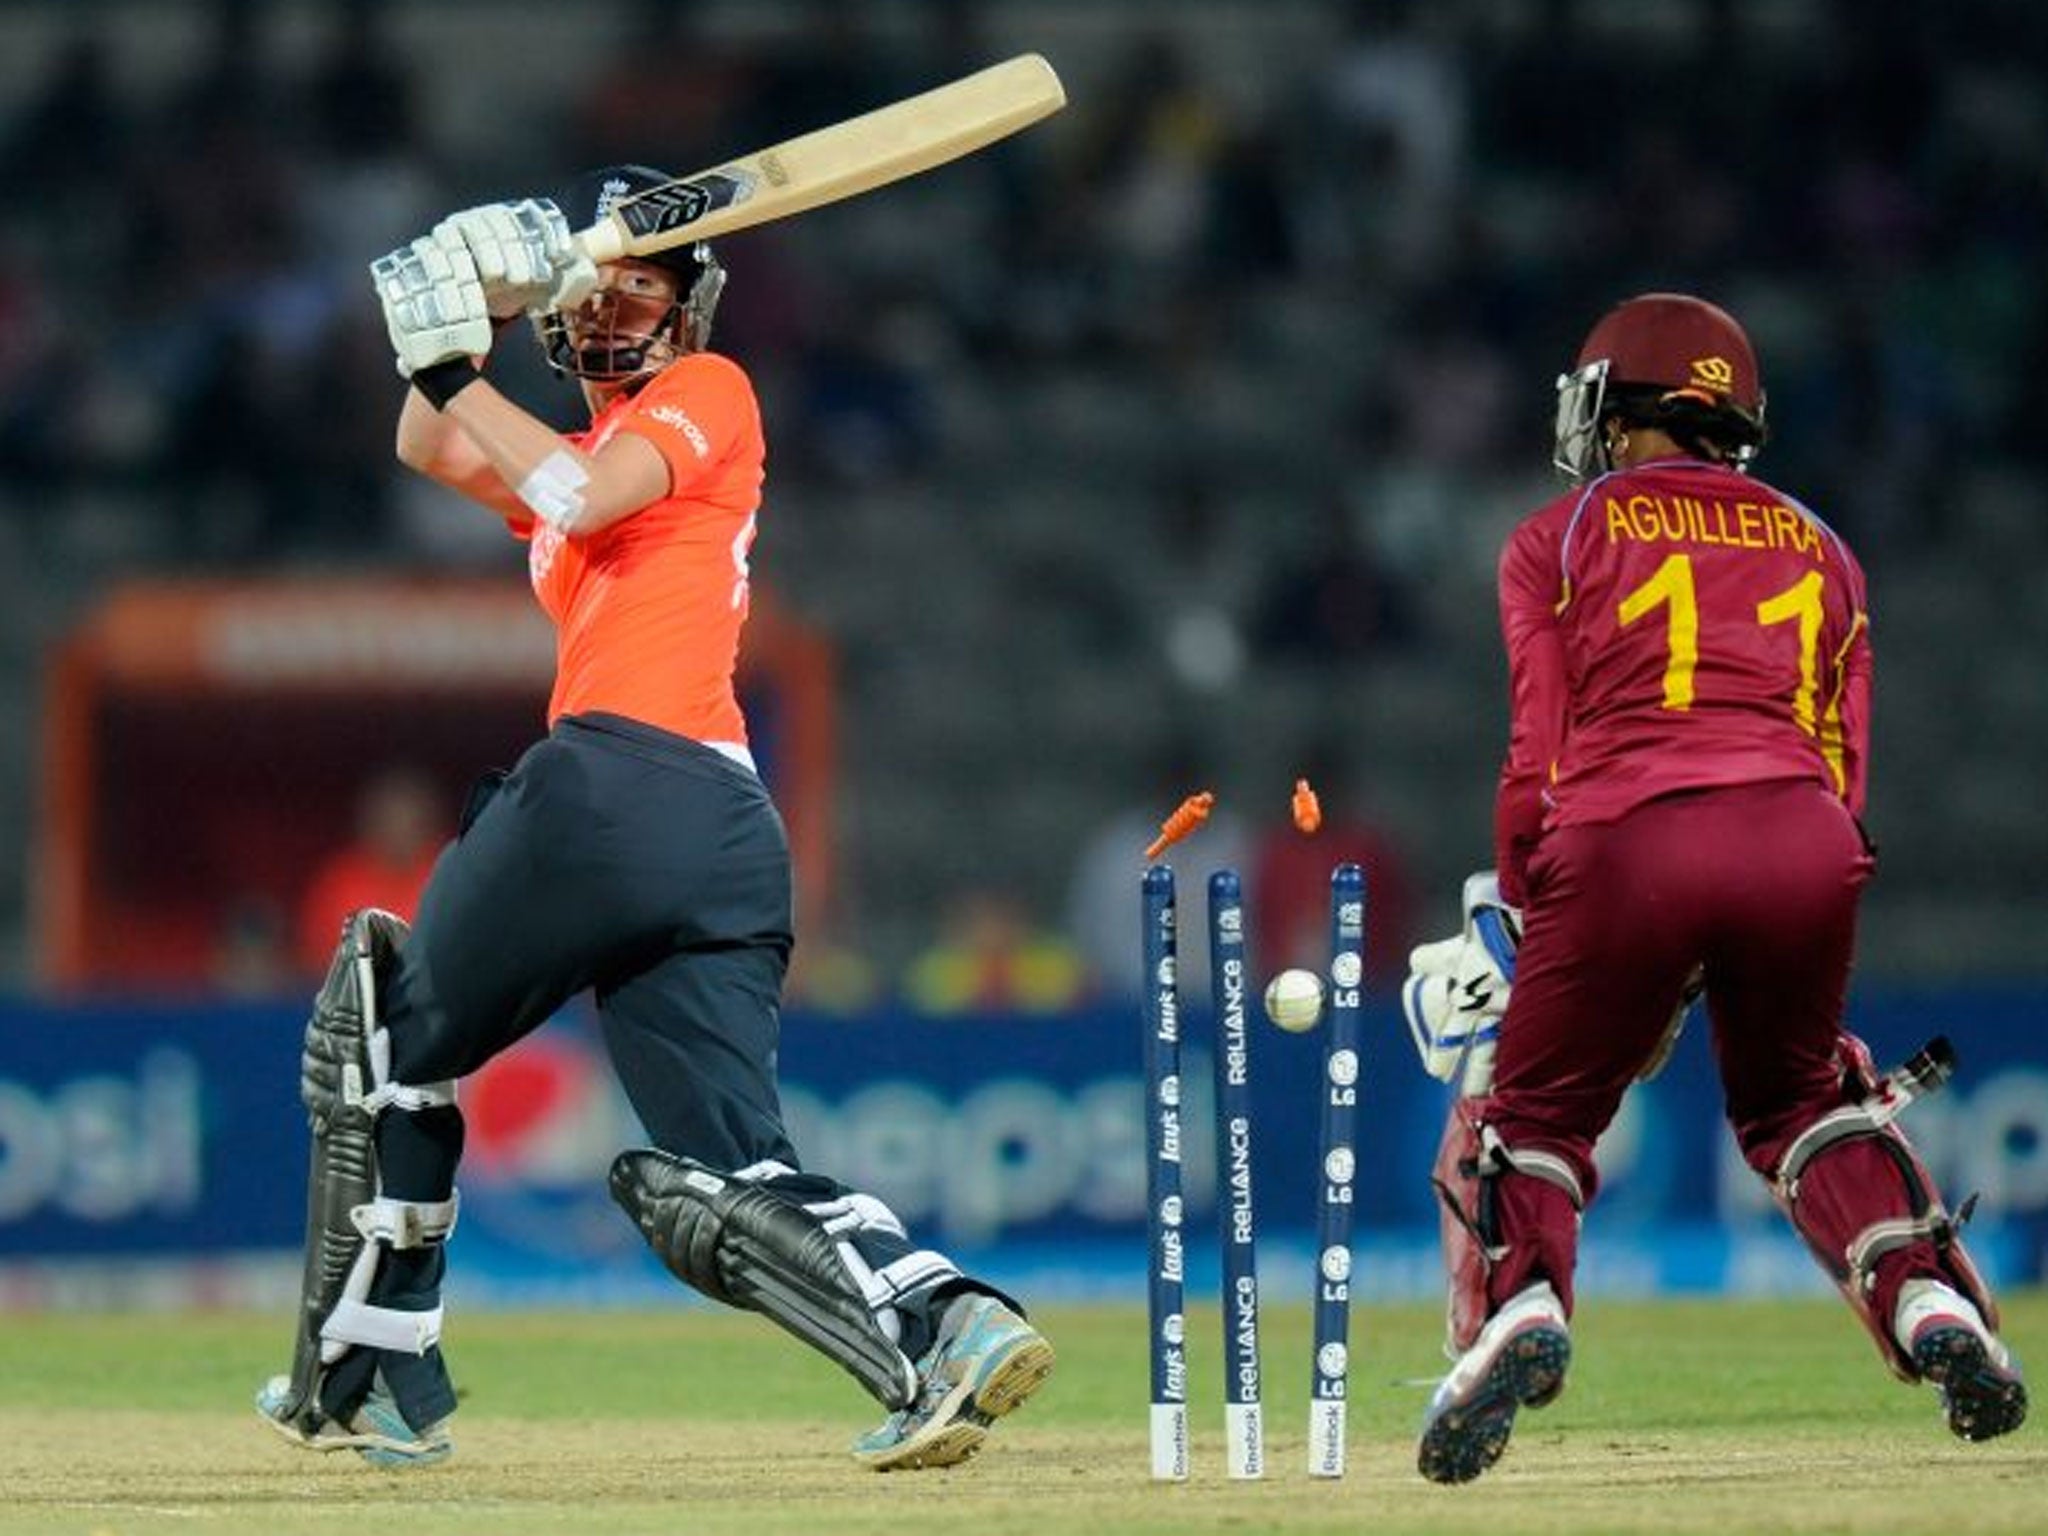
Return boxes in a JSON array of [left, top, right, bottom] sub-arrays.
[[517, 450, 591, 532]]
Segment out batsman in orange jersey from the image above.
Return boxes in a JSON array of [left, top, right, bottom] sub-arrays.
[[1401, 293, 2025, 1483], [256, 168, 1051, 1471]]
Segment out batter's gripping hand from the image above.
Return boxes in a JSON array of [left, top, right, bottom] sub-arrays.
[[370, 234, 492, 377], [1401, 871, 1520, 1093], [432, 199, 598, 318]]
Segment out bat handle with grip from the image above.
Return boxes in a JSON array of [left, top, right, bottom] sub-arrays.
[[573, 219, 628, 266]]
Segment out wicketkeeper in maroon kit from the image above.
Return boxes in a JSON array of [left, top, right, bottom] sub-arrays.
[[1400, 292, 2027, 1483]]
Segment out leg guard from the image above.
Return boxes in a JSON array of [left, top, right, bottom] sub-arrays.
[[610, 1148, 965, 1410], [269, 910, 461, 1440], [1430, 1096, 1586, 1357], [1771, 1035, 1998, 1380]]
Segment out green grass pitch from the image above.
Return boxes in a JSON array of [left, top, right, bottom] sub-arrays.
[[1, 1292, 2041, 1535]]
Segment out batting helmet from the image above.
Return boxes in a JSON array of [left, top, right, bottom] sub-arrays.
[[538, 164, 727, 383], [1552, 292, 1767, 480]]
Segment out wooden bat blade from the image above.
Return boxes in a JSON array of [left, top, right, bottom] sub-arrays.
[[575, 53, 1065, 263]]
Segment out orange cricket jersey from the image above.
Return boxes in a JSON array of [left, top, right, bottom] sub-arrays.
[[517, 351, 766, 745]]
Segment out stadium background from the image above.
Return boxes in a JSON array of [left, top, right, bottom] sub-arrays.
[[1, 0, 2043, 1310]]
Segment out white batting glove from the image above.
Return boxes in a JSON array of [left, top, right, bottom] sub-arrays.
[[434, 198, 598, 318], [1400, 871, 1520, 1093], [370, 234, 492, 377], [1401, 937, 1502, 1090]]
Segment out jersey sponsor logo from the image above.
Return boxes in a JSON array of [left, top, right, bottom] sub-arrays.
[[530, 521, 565, 584], [1603, 494, 1826, 562], [645, 403, 711, 458]]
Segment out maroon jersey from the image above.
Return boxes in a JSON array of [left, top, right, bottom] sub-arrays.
[[1493, 455, 1871, 904]]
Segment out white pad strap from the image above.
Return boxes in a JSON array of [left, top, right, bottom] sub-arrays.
[[351, 1193, 461, 1249], [807, 1191, 908, 1242], [359, 1079, 458, 1115], [1779, 1040, 1955, 1196], [319, 1240, 381, 1364], [354, 1022, 457, 1115], [1846, 1216, 1948, 1295], [801, 1190, 958, 1343], [876, 1251, 959, 1303], [829, 1243, 957, 1346], [1479, 1126, 1586, 1209], [323, 1297, 447, 1356], [1776, 1104, 1880, 1196], [724, 1163, 963, 1340], [317, 1241, 446, 1359]]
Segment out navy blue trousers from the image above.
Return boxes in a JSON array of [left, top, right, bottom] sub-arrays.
[[390, 711, 796, 1168], [338, 713, 969, 1428]]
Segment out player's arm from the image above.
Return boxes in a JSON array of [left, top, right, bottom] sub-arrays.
[[374, 209, 665, 534], [1834, 550, 1874, 818], [417, 374, 667, 536], [1838, 617, 1871, 817], [394, 382, 527, 521], [1493, 522, 1569, 906]]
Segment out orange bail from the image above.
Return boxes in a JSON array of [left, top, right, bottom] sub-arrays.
[[1144, 790, 1215, 859], [1292, 777, 1322, 835]]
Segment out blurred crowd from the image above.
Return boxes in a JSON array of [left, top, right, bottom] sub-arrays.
[[2, 0, 2044, 998], [6, 0, 2041, 563]]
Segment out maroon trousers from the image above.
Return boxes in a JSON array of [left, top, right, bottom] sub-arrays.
[[1478, 777, 1943, 1325]]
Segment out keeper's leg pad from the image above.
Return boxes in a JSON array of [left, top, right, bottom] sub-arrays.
[[610, 1149, 943, 1410], [1430, 1096, 1585, 1357], [269, 910, 460, 1440], [1770, 1036, 1996, 1381], [1431, 1102, 1496, 1357]]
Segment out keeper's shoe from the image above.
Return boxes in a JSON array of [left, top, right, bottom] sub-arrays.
[[1894, 1279, 2028, 1442], [1417, 1281, 1571, 1485], [255, 1373, 453, 1467], [851, 1294, 1056, 1471]]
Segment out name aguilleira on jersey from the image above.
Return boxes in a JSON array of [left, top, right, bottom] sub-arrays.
[[1599, 491, 1830, 564]]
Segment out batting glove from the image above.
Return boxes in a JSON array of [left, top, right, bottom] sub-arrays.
[[434, 198, 598, 318], [370, 234, 492, 377]]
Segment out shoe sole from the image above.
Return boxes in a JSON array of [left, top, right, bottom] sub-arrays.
[[256, 1395, 452, 1467], [1914, 1326, 2028, 1442], [968, 1333, 1057, 1423], [857, 1420, 989, 1472], [856, 1328, 1057, 1472], [1417, 1323, 1571, 1485]]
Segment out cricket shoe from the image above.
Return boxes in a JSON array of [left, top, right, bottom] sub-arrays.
[[851, 1294, 1056, 1471], [255, 1373, 453, 1467], [1894, 1279, 2028, 1442], [1417, 1281, 1571, 1484]]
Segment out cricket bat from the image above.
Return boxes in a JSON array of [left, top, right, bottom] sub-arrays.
[[574, 53, 1066, 264]]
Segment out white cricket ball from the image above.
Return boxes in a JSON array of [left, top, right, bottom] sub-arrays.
[[1263, 968, 1326, 1033]]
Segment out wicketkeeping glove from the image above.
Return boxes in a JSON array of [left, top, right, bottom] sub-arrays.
[[1401, 871, 1520, 1093], [370, 234, 492, 377], [433, 198, 599, 318]]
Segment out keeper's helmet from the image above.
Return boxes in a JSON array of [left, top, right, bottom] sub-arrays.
[[1552, 292, 1766, 481], [538, 164, 726, 384]]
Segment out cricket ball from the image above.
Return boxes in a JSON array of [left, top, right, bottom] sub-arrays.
[[1263, 968, 1326, 1033]]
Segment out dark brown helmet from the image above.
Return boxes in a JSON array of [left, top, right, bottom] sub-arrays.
[[1553, 292, 1766, 480]]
